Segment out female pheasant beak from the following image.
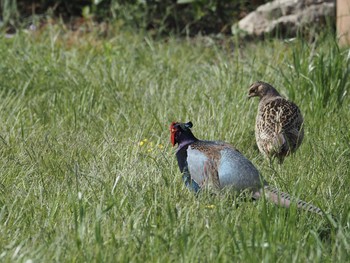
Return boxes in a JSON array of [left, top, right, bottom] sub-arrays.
[[248, 86, 258, 99], [248, 92, 255, 99]]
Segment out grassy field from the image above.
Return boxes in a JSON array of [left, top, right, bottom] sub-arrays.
[[0, 26, 349, 262]]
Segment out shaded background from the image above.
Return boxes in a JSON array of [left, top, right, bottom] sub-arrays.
[[2, 0, 269, 35]]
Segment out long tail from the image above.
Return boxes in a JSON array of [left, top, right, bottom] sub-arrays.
[[253, 185, 323, 215]]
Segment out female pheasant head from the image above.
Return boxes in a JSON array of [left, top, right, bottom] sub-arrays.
[[170, 121, 197, 147], [248, 81, 281, 100]]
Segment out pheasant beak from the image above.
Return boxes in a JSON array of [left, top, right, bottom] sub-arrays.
[[248, 89, 258, 99]]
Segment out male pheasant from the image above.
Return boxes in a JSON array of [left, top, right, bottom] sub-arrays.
[[170, 121, 322, 215], [248, 81, 304, 164]]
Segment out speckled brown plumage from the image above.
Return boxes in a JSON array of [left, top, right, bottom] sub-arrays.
[[248, 81, 304, 164]]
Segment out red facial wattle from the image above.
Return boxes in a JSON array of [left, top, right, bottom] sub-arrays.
[[170, 122, 177, 146]]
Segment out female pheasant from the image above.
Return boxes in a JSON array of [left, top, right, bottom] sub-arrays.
[[248, 81, 304, 164], [170, 121, 322, 215]]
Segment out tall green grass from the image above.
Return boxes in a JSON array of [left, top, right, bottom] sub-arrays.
[[0, 27, 349, 262]]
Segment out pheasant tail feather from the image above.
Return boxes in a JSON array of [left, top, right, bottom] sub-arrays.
[[253, 186, 323, 215]]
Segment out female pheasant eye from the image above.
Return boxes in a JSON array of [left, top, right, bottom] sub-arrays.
[[249, 87, 256, 94]]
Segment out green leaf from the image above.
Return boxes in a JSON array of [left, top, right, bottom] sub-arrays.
[[177, 0, 196, 4]]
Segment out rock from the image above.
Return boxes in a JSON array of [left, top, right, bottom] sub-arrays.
[[232, 0, 335, 38], [337, 0, 350, 46]]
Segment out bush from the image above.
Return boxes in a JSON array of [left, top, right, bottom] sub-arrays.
[[1, 0, 270, 36]]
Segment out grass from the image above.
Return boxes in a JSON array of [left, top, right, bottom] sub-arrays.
[[0, 25, 349, 262]]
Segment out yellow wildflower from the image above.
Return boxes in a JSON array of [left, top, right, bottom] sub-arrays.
[[139, 139, 149, 147]]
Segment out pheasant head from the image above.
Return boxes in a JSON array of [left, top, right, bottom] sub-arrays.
[[170, 121, 197, 147], [248, 81, 281, 100]]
